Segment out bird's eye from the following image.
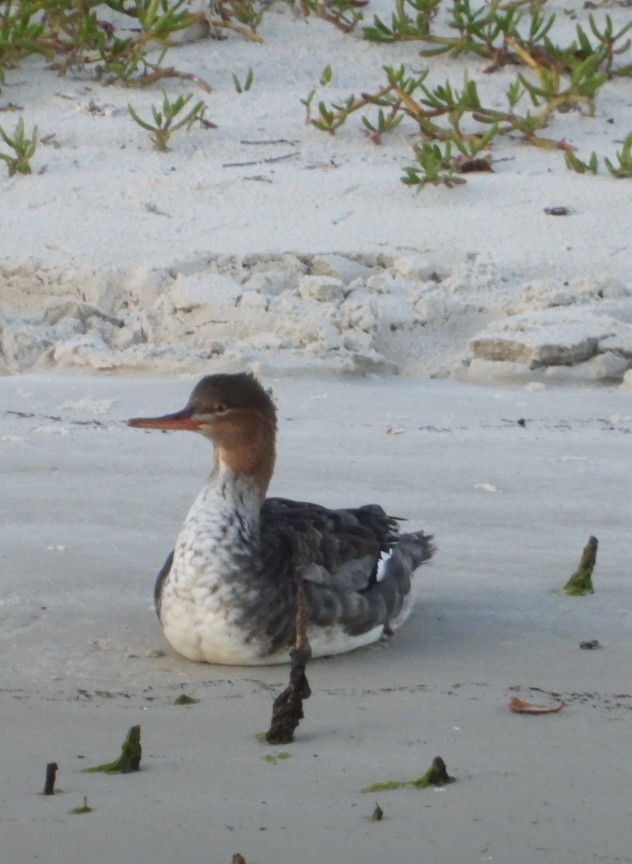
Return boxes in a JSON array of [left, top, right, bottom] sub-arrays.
[[214, 402, 228, 414]]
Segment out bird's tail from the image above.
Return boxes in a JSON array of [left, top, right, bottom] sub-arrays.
[[377, 531, 435, 630], [343, 530, 434, 636]]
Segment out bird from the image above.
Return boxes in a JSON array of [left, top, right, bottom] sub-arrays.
[[128, 373, 434, 665]]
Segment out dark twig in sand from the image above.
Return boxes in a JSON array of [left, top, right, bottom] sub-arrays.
[[371, 802, 384, 821], [43, 762, 58, 795], [562, 536, 598, 595], [265, 580, 312, 744], [222, 151, 299, 168], [240, 138, 299, 146]]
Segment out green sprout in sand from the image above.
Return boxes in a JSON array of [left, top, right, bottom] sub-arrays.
[[561, 536, 598, 596], [0, 116, 38, 177], [371, 802, 384, 821], [173, 693, 199, 705], [69, 796, 94, 815], [128, 92, 206, 152], [232, 68, 254, 93], [82, 725, 142, 774], [604, 132, 632, 178], [361, 756, 454, 793]]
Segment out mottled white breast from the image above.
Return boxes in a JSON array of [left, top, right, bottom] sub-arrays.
[[158, 469, 264, 664]]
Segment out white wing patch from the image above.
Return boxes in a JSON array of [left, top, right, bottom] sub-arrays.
[[376, 550, 393, 582]]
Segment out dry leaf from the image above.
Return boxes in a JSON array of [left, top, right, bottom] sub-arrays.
[[508, 696, 564, 715], [457, 158, 494, 174]]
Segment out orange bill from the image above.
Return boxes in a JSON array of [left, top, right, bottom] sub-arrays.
[[127, 408, 200, 431]]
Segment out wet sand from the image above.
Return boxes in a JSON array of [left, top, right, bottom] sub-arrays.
[[2, 374, 630, 864]]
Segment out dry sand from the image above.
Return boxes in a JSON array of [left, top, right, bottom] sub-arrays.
[[2, 0, 632, 282]]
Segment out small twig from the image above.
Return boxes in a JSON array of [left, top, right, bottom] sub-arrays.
[[43, 762, 58, 795], [240, 138, 299, 146], [265, 581, 312, 744], [222, 151, 300, 168], [133, 67, 213, 92], [213, 20, 263, 42]]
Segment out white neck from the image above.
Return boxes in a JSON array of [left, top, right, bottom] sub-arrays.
[[182, 462, 263, 553]]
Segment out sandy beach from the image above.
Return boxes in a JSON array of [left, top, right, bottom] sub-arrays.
[[2, 374, 631, 863], [2, 1, 632, 861]]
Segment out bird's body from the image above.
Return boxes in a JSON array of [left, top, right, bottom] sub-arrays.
[[128, 373, 434, 665]]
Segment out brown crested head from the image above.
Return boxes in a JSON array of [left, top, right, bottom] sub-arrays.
[[186, 372, 276, 430], [128, 372, 277, 491]]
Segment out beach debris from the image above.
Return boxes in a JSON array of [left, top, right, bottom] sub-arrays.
[[457, 158, 493, 174], [580, 639, 601, 650], [69, 796, 94, 815], [266, 580, 311, 745], [562, 536, 598, 595], [173, 693, 199, 705], [82, 725, 142, 774], [544, 206, 571, 216], [231, 855, 246, 864], [371, 803, 384, 822], [361, 756, 454, 793], [509, 696, 564, 715], [43, 761, 58, 795], [261, 752, 292, 764], [474, 483, 497, 492]]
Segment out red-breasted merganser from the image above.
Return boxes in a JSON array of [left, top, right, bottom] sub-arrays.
[[128, 373, 434, 665]]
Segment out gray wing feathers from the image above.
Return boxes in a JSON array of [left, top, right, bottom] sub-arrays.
[[152, 499, 434, 656], [261, 498, 435, 640]]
